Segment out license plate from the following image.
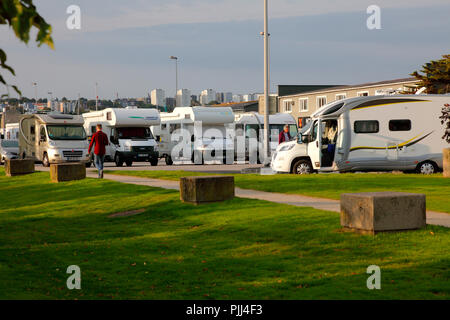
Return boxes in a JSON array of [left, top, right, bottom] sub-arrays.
[[66, 157, 79, 161], [138, 154, 148, 157]]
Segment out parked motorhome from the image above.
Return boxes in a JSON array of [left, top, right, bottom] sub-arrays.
[[151, 107, 235, 165], [19, 114, 89, 166], [82, 108, 160, 167], [234, 113, 298, 162], [271, 95, 450, 174]]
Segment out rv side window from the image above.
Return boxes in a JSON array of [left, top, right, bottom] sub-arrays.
[[161, 124, 167, 130], [91, 126, 96, 135], [30, 125, 35, 135], [389, 119, 411, 131], [354, 121, 379, 134], [40, 127, 47, 141]]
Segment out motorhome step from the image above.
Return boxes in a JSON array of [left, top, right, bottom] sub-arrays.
[[180, 176, 235, 204], [5, 159, 35, 177], [50, 163, 86, 183], [340, 192, 426, 234]]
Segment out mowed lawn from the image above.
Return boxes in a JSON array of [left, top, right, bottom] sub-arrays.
[[106, 170, 450, 214], [0, 168, 449, 300]]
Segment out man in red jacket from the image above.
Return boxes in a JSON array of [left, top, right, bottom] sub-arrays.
[[88, 124, 109, 178], [278, 125, 292, 144]]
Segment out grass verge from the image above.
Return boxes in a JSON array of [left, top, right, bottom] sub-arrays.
[[0, 168, 449, 299]]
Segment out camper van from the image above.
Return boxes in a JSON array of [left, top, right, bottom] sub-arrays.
[[82, 108, 160, 167], [151, 107, 235, 165], [271, 95, 449, 174], [19, 114, 89, 167], [234, 113, 297, 162]]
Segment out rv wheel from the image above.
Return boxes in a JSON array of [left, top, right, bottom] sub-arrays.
[[42, 153, 50, 167], [416, 161, 437, 175], [165, 156, 173, 166], [150, 158, 158, 166], [115, 154, 124, 167], [125, 160, 133, 167], [292, 159, 313, 175]]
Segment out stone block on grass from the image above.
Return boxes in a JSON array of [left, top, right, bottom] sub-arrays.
[[50, 163, 86, 183], [180, 176, 234, 204], [340, 192, 426, 234], [444, 148, 450, 178], [5, 159, 35, 177]]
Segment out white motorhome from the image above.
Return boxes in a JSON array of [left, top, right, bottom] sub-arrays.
[[272, 95, 450, 174], [82, 108, 160, 167], [234, 113, 297, 162], [151, 106, 235, 165], [19, 114, 89, 166]]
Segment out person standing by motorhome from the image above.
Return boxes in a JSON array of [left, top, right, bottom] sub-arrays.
[[88, 124, 109, 178], [279, 125, 292, 144]]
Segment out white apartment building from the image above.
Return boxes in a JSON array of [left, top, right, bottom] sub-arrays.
[[224, 92, 233, 103], [151, 89, 166, 107], [200, 89, 216, 105], [233, 94, 243, 103], [176, 89, 192, 107]]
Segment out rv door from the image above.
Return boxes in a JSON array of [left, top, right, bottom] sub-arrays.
[[307, 120, 322, 169]]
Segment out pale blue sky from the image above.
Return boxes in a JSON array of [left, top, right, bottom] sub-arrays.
[[1, 0, 449, 99]]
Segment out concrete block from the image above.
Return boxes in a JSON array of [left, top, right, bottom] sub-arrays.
[[5, 159, 35, 177], [50, 163, 86, 183], [180, 176, 235, 204], [444, 148, 450, 178], [340, 192, 426, 233]]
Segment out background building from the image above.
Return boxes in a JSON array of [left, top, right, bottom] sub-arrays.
[[200, 89, 216, 105], [270, 78, 419, 128], [151, 89, 166, 107], [176, 89, 191, 107]]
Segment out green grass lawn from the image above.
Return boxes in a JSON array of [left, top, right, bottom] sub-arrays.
[[0, 168, 449, 299], [106, 170, 450, 214]]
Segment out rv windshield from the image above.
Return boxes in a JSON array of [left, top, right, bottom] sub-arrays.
[[117, 127, 154, 140], [47, 125, 86, 140]]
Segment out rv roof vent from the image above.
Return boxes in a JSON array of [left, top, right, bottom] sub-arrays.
[[49, 114, 74, 120]]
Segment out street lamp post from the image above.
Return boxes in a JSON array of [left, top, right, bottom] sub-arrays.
[[95, 82, 98, 111], [170, 56, 178, 107], [263, 0, 270, 165]]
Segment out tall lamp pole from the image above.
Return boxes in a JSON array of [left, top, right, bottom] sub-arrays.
[[95, 82, 98, 111], [263, 0, 270, 165], [170, 56, 178, 107]]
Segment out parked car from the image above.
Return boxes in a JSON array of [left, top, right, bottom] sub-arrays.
[[0, 139, 19, 164]]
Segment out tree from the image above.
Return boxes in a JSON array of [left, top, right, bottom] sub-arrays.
[[0, 0, 53, 97], [411, 55, 450, 94], [441, 104, 450, 143]]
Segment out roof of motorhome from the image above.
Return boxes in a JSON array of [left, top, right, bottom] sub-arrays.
[[22, 113, 84, 125], [281, 78, 418, 98], [236, 113, 296, 124], [82, 108, 160, 126], [160, 106, 234, 124], [311, 94, 444, 118]]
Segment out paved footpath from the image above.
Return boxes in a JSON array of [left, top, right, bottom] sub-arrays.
[[86, 172, 450, 228]]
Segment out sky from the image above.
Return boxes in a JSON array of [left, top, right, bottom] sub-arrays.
[[1, 0, 450, 100]]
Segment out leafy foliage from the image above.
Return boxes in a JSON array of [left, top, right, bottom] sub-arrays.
[[411, 55, 450, 94], [0, 0, 54, 97], [440, 104, 450, 143]]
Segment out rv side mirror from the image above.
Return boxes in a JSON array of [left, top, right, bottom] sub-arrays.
[[299, 134, 311, 144], [110, 136, 116, 144]]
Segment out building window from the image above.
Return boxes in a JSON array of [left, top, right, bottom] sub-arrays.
[[317, 96, 327, 108], [354, 120, 379, 134], [299, 98, 308, 112], [389, 119, 411, 131], [283, 100, 293, 112], [357, 91, 369, 97], [336, 93, 346, 100]]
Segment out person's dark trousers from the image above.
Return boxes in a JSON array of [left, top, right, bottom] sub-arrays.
[[94, 154, 105, 178]]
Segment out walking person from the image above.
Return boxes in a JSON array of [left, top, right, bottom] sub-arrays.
[[88, 124, 109, 178], [278, 125, 292, 144]]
